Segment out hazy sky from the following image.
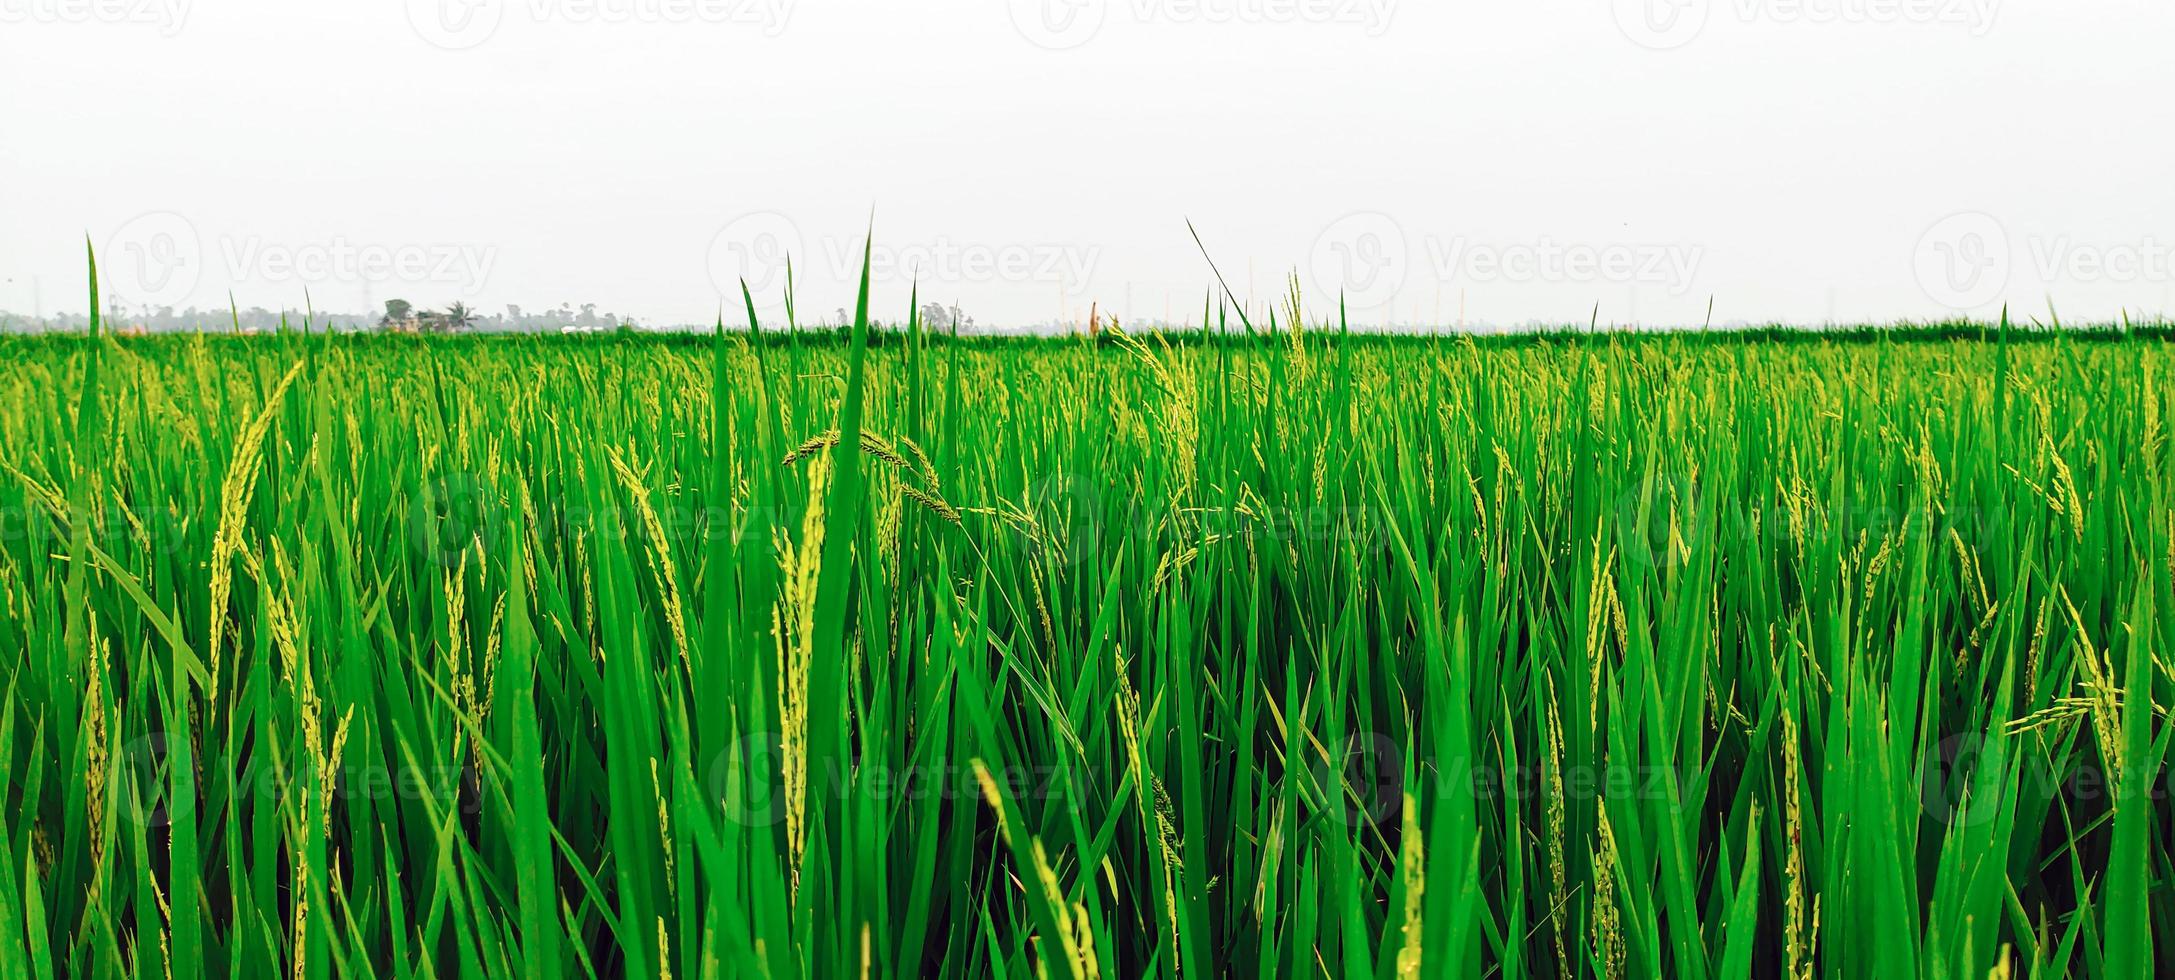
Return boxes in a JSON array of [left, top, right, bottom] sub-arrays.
[[3, 0, 2171, 328]]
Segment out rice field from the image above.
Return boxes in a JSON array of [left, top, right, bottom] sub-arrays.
[[2, 255, 2171, 978]]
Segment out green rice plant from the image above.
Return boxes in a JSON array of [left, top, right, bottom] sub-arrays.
[[0, 247, 2167, 978]]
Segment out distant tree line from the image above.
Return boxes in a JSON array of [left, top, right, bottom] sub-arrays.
[[0, 300, 645, 334], [0, 299, 1014, 335]]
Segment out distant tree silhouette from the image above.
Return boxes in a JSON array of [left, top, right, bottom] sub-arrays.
[[439, 302, 477, 333]]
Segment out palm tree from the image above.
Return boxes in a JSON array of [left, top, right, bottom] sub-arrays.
[[439, 302, 477, 333]]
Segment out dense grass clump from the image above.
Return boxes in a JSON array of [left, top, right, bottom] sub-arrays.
[[1, 268, 2170, 977]]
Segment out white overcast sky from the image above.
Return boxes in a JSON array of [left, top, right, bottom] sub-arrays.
[[3, 0, 2171, 329]]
